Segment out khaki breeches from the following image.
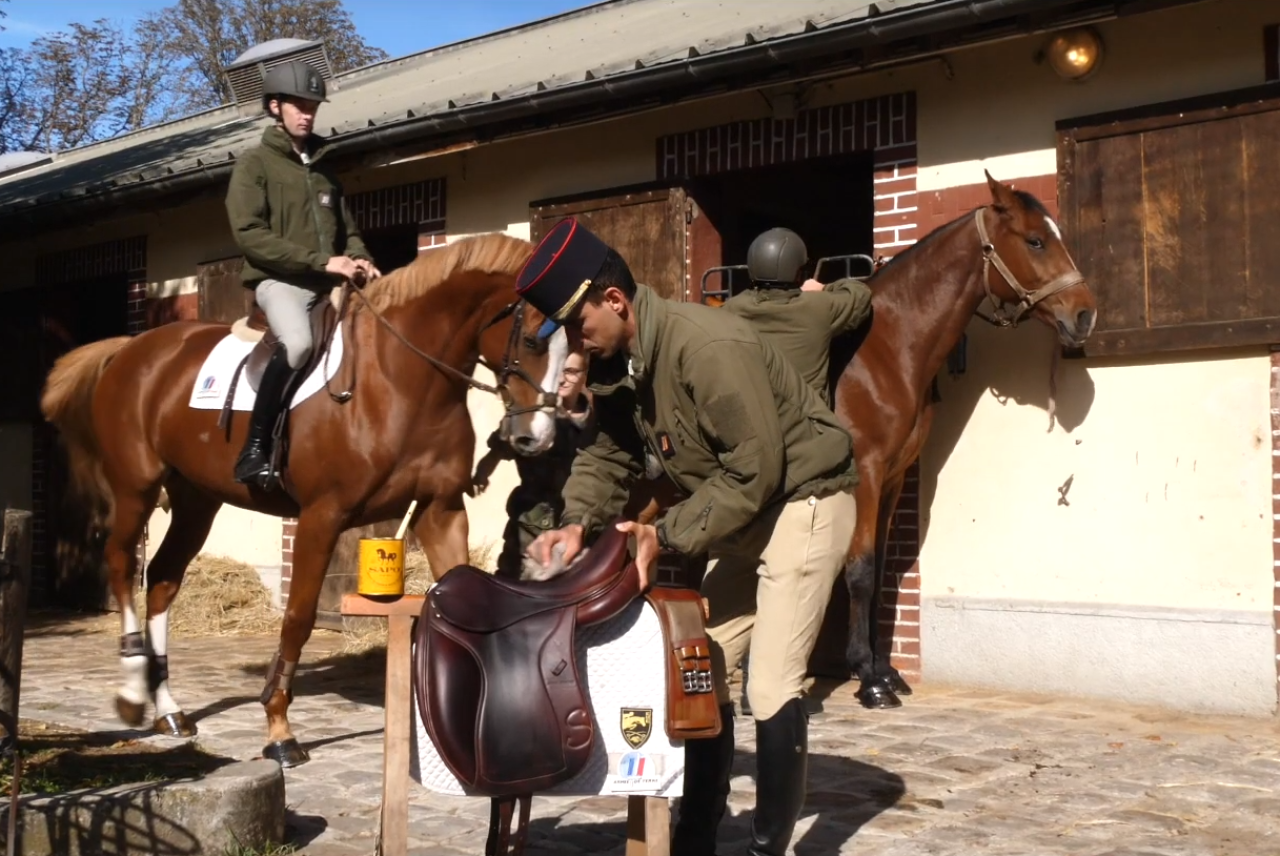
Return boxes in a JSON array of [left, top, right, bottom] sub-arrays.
[[700, 490, 857, 720]]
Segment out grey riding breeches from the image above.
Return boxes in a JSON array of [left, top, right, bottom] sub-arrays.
[[255, 278, 317, 370]]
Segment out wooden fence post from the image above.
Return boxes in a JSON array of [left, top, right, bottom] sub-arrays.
[[0, 509, 33, 745]]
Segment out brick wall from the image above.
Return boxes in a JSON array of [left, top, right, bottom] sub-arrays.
[[915, 173, 1059, 232]]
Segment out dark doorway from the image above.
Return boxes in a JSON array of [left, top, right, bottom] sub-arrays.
[[689, 152, 876, 296], [362, 223, 420, 275], [686, 154, 877, 682], [39, 274, 131, 610]]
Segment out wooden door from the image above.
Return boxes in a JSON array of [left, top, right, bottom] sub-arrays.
[[530, 185, 694, 301], [529, 184, 711, 587], [197, 256, 251, 323]]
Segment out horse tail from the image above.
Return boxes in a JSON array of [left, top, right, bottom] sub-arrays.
[[40, 336, 132, 523]]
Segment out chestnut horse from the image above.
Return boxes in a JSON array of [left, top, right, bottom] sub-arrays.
[[632, 173, 1097, 708], [39, 233, 564, 765]]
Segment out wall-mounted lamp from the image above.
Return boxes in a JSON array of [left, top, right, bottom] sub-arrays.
[[1044, 27, 1104, 81]]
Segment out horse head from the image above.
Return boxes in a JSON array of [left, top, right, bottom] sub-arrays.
[[976, 171, 1097, 348], [480, 296, 570, 457]]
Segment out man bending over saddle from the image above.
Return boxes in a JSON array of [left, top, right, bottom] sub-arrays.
[[224, 60, 380, 489], [723, 227, 873, 406], [520, 218, 859, 856], [471, 350, 596, 579]]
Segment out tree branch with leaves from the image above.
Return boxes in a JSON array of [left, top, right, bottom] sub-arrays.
[[0, 0, 386, 154]]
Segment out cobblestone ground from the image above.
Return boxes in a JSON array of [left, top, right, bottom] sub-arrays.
[[17, 611, 1280, 856]]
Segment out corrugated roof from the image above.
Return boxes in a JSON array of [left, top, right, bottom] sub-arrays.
[[0, 0, 947, 212]]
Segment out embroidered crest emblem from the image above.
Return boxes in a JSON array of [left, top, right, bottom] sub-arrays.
[[317, 191, 332, 208], [620, 708, 653, 749]]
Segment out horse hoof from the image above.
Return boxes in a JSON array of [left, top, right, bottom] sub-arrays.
[[153, 712, 198, 738], [263, 739, 310, 768], [856, 681, 903, 710], [115, 696, 147, 728], [889, 673, 914, 696]]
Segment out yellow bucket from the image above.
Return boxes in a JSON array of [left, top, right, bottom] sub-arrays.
[[358, 538, 405, 597]]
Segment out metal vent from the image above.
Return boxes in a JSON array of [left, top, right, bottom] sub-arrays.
[[223, 40, 336, 114]]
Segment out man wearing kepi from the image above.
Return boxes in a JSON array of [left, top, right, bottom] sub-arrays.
[[519, 217, 858, 856]]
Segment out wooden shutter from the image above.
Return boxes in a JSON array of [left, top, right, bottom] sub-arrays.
[[1057, 83, 1280, 356], [530, 185, 693, 301], [197, 257, 250, 323]]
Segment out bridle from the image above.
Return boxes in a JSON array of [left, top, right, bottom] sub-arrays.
[[334, 284, 559, 426], [972, 206, 1086, 328]]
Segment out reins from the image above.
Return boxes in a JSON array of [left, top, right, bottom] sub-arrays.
[[324, 278, 558, 419]]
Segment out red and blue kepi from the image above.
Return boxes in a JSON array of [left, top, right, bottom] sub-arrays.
[[516, 217, 610, 339]]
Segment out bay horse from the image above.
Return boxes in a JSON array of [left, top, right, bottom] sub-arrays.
[[39, 233, 565, 765], [627, 173, 1097, 708]]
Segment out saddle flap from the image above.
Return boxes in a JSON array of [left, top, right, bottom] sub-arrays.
[[414, 582, 597, 796], [645, 586, 722, 740]]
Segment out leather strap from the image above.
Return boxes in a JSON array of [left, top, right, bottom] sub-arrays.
[[973, 207, 1086, 328]]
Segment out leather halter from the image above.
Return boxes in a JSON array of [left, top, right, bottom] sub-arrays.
[[483, 300, 559, 424], [973, 207, 1087, 328]]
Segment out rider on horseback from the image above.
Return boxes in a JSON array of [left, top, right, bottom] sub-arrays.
[[224, 60, 380, 489], [723, 227, 873, 405]]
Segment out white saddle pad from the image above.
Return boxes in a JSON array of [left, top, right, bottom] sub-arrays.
[[187, 325, 345, 412], [410, 598, 687, 798]]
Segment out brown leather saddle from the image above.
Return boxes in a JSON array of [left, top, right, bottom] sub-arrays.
[[217, 287, 348, 483], [242, 291, 340, 392], [412, 523, 642, 856]]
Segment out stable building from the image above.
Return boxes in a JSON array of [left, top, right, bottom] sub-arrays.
[[1, 0, 1277, 717]]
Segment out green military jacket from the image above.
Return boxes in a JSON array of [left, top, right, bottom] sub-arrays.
[[560, 284, 859, 557], [721, 278, 872, 405], [225, 125, 372, 291]]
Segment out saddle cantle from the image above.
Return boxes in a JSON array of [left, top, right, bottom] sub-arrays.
[[412, 523, 722, 855]]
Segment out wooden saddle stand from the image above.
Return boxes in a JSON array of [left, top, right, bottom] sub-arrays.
[[412, 523, 723, 856]]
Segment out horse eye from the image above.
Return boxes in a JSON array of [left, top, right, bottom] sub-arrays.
[[523, 335, 545, 353], [1027, 237, 1045, 250]]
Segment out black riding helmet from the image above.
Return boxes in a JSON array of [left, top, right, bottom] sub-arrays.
[[747, 227, 808, 287], [261, 60, 329, 115]]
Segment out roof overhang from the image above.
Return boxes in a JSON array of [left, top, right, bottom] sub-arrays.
[[0, 0, 1211, 239]]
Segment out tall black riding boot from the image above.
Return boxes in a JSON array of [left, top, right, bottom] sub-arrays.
[[234, 345, 296, 489], [748, 697, 809, 856], [672, 703, 736, 856]]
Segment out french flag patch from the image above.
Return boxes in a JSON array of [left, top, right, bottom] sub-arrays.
[[618, 752, 647, 777]]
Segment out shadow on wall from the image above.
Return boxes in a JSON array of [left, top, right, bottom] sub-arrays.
[[917, 319, 1097, 544]]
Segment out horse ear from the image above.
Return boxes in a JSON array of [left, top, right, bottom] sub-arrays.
[[985, 169, 1014, 214]]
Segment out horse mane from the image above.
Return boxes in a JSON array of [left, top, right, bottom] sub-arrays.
[[359, 232, 533, 313]]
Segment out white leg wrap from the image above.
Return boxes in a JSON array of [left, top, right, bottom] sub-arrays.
[[120, 606, 148, 706], [148, 611, 181, 717]]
